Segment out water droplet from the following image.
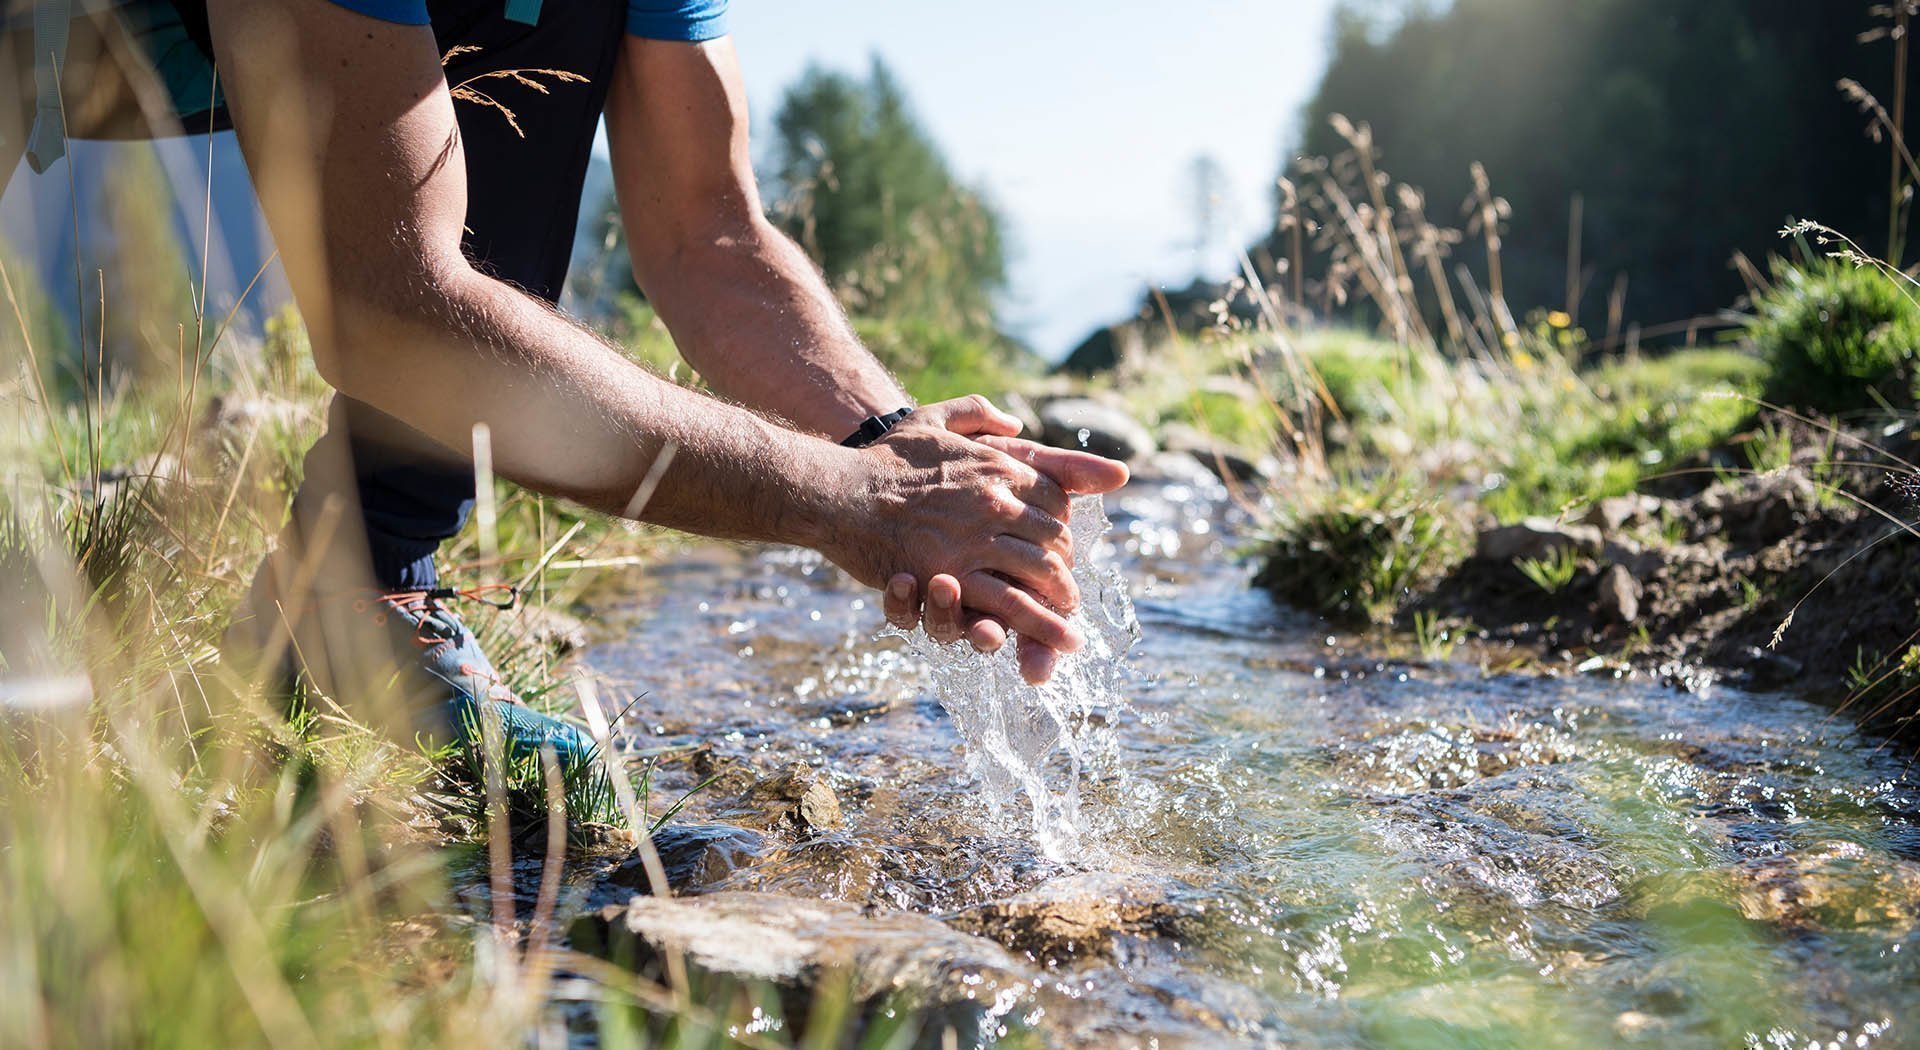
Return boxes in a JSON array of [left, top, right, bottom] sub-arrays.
[[1076, 427, 1092, 447]]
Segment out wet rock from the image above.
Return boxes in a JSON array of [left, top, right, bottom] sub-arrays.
[[1474, 518, 1603, 563], [1596, 564, 1642, 624], [1132, 450, 1220, 488], [1732, 843, 1920, 931], [1159, 422, 1273, 483], [607, 822, 767, 893], [943, 872, 1194, 965], [1036, 397, 1157, 462], [1736, 644, 1805, 686], [727, 763, 844, 834], [570, 891, 1036, 1038], [570, 821, 636, 852]]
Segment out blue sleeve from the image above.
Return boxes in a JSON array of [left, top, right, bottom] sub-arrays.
[[627, 0, 730, 41], [322, 0, 432, 25]]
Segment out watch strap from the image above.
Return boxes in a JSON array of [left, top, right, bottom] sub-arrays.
[[840, 406, 915, 448]]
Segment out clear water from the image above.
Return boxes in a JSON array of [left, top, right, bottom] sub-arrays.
[[582, 474, 1920, 1048], [890, 494, 1140, 859]]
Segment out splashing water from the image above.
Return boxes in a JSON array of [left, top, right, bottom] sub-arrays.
[[895, 495, 1141, 859]]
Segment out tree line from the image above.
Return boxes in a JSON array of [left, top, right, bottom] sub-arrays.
[[1271, 0, 1918, 333]]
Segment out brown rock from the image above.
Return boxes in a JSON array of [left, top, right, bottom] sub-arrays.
[[1596, 564, 1642, 624], [1475, 518, 1603, 563], [728, 763, 844, 834], [943, 872, 1194, 965], [570, 891, 1035, 1034]]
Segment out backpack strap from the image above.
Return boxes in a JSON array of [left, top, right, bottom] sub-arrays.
[[24, 0, 73, 173]]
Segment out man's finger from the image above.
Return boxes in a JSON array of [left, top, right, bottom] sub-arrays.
[[999, 501, 1074, 562], [976, 436, 1130, 494], [961, 571, 1083, 653], [883, 573, 920, 630], [1017, 635, 1059, 685], [925, 573, 967, 644], [983, 534, 1077, 614], [1004, 462, 1073, 524], [965, 613, 1008, 654], [924, 394, 1023, 438]]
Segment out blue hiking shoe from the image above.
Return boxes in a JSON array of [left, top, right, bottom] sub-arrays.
[[365, 586, 596, 768]]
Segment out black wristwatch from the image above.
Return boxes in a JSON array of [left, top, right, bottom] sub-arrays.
[[840, 406, 915, 448]]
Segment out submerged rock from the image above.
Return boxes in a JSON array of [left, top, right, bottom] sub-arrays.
[[1036, 398, 1158, 462], [943, 872, 1195, 965]]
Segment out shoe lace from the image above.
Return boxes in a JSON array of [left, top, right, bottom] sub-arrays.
[[352, 584, 520, 647]]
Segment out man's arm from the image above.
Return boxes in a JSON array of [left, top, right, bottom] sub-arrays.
[[205, 0, 1083, 650], [607, 36, 901, 439]]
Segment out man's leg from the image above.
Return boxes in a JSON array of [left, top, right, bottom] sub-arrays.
[[245, 0, 626, 752]]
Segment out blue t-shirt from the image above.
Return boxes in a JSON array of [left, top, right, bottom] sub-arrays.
[[326, 0, 729, 41]]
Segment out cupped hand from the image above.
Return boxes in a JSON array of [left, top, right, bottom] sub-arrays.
[[816, 395, 1085, 653], [871, 406, 1130, 684]]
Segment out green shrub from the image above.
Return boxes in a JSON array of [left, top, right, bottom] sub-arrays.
[[1750, 260, 1920, 413], [1255, 475, 1467, 625]]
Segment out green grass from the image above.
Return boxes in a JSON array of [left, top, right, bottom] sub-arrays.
[[0, 302, 858, 1046], [852, 315, 1037, 404], [1750, 259, 1920, 414], [1254, 472, 1469, 625]]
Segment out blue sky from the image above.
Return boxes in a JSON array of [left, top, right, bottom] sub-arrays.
[[717, 0, 1340, 356]]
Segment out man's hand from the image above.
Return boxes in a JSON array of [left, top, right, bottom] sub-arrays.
[[807, 396, 1083, 651], [867, 404, 1130, 684]]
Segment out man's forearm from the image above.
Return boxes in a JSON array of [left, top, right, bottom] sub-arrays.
[[632, 217, 910, 439], [328, 266, 845, 545]]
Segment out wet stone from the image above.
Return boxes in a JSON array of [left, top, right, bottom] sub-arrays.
[[569, 891, 1038, 1040], [1160, 422, 1274, 483], [725, 762, 845, 835], [943, 872, 1196, 965], [512, 605, 591, 656], [1036, 397, 1158, 462], [606, 822, 768, 894]]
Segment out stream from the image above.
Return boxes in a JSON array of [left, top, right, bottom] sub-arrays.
[[570, 471, 1920, 1049]]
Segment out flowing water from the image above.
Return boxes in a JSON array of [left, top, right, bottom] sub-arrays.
[[580, 473, 1920, 1048]]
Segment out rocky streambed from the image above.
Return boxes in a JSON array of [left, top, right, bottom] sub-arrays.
[[481, 460, 1920, 1049]]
